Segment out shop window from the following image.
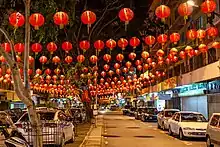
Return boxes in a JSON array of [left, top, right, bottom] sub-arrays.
[[208, 48, 217, 64], [210, 115, 220, 127]]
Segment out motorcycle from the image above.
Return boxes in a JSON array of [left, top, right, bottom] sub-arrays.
[[0, 112, 29, 147]]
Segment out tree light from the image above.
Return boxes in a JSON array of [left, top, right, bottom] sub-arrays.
[[187, 0, 198, 7]]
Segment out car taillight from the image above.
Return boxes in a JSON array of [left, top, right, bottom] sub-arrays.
[[15, 124, 23, 128]]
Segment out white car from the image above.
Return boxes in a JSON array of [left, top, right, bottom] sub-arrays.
[[206, 113, 220, 147], [15, 110, 75, 146], [168, 111, 208, 140], [157, 109, 179, 130]]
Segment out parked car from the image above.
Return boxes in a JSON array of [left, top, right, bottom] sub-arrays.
[[157, 109, 180, 130], [69, 108, 86, 123], [127, 107, 136, 117], [134, 108, 145, 120], [122, 105, 131, 115], [206, 113, 220, 147], [15, 109, 75, 146], [168, 111, 208, 140], [140, 107, 158, 122]]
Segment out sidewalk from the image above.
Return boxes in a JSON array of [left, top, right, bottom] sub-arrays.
[[79, 115, 104, 147]]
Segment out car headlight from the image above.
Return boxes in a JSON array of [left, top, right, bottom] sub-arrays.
[[183, 127, 195, 130]]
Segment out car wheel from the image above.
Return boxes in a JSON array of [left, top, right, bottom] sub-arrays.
[[59, 134, 65, 147], [157, 123, 160, 129], [179, 128, 185, 140], [162, 123, 165, 130], [206, 135, 214, 147], [168, 126, 173, 136], [69, 129, 75, 143]]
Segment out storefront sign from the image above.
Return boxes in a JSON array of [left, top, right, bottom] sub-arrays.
[[177, 82, 207, 97], [208, 80, 220, 93], [161, 77, 177, 90]]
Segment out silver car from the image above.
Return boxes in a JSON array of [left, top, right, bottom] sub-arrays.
[[157, 109, 179, 130]]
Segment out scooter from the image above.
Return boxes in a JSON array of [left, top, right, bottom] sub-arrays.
[[0, 114, 29, 147]]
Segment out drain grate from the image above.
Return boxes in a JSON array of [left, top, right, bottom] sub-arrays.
[[126, 126, 140, 129], [102, 134, 120, 138], [134, 136, 154, 138]]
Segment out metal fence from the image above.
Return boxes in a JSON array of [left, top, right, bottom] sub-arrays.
[[22, 121, 65, 146]]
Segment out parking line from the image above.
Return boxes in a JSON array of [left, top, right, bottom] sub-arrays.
[[182, 141, 193, 146]]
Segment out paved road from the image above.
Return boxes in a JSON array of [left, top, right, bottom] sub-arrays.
[[103, 111, 206, 147]]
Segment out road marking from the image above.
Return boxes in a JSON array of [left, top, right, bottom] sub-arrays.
[[182, 141, 192, 146], [160, 131, 165, 134]]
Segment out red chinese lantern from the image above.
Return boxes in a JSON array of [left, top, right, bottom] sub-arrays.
[[106, 39, 116, 50], [81, 11, 96, 32], [94, 40, 105, 52], [135, 60, 142, 66], [39, 56, 47, 64], [116, 54, 124, 62], [82, 67, 89, 73], [125, 61, 131, 69], [45, 69, 51, 75], [116, 69, 121, 75], [178, 2, 193, 22], [79, 40, 90, 52], [101, 71, 106, 77], [47, 42, 57, 54], [108, 70, 114, 77], [156, 49, 165, 57], [123, 67, 128, 73], [104, 64, 110, 71], [118, 8, 134, 30], [114, 63, 120, 69], [137, 65, 142, 71], [31, 43, 42, 54], [77, 55, 85, 63], [157, 34, 168, 47], [212, 41, 220, 49], [141, 51, 150, 59], [207, 27, 218, 38], [90, 55, 98, 64], [52, 56, 61, 64], [129, 37, 140, 49], [185, 46, 193, 53], [144, 36, 155, 47], [201, 0, 216, 17], [172, 56, 178, 62], [129, 52, 136, 60], [29, 56, 34, 64], [14, 43, 24, 54], [147, 58, 152, 64], [158, 56, 163, 61], [36, 69, 42, 75], [28, 69, 33, 76], [16, 55, 21, 62], [103, 54, 111, 62], [29, 13, 45, 30], [198, 44, 208, 53], [53, 11, 69, 29], [65, 56, 73, 64], [197, 29, 206, 40], [117, 38, 128, 50], [187, 29, 197, 40], [170, 48, 178, 55], [1, 43, 11, 53], [0, 56, 6, 63], [155, 5, 171, 22], [54, 68, 61, 75], [170, 33, 180, 44], [143, 64, 149, 70], [62, 41, 72, 53], [9, 12, 25, 28]]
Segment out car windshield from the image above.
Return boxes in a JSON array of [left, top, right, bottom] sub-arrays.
[[130, 108, 136, 111], [144, 108, 157, 114], [38, 112, 55, 120], [181, 113, 207, 122], [165, 111, 178, 117]]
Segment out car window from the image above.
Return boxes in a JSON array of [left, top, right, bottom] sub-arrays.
[[181, 113, 207, 122], [165, 111, 178, 117], [175, 113, 180, 122], [20, 113, 29, 122], [210, 115, 220, 127], [58, 112, 67, 121], [172, 114, 176, 120], [39, 112, 55, 120]]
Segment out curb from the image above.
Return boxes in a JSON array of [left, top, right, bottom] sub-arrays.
[[79, 124, 94, 147]]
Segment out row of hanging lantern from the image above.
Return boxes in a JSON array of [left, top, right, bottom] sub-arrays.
[[155, 0, 217, 23], [9, 7, 134, 31]]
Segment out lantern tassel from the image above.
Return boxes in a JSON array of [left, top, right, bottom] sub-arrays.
[[87, 24, 91, 34], [125, 21, 129, 31]]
